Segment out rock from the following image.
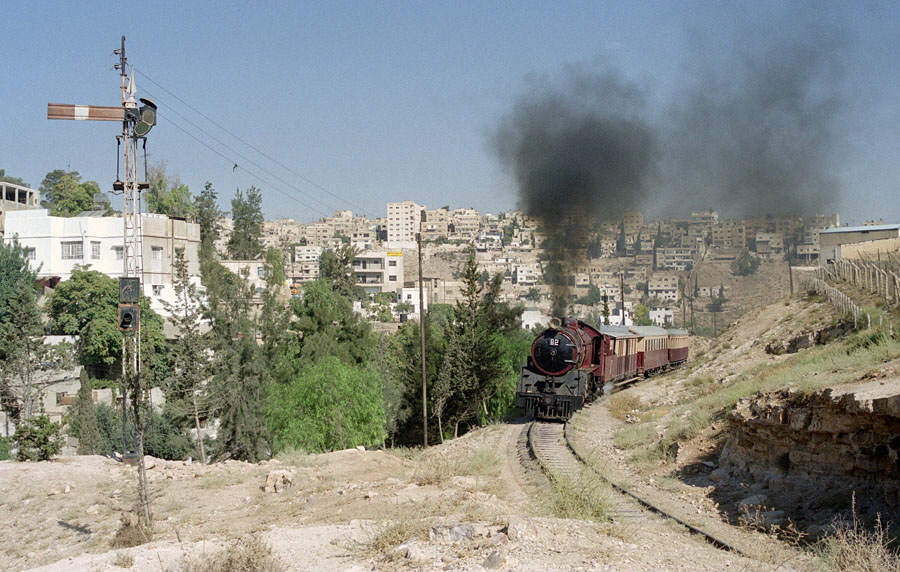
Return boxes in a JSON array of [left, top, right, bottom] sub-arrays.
[[483, 550, 506, 569], [504, 517, 531, 541], [738, 494, 767, 507], [143, 456, 156, 470], [64, 484, 71, 493], [364, 491, 378, 499], [450, 476, 477, 490], [708, 468, 730, 482], [430, 524, 474, 542], [394, 540, 423, 560], [356, 445, 366, 451], [263, 469, 294, 493], [85, 504, 100, 515]]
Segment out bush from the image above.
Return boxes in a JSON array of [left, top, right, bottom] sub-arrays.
[[182, 536, 285, 572], [93, 403, 193, 459], [0, 436, 10, 460], [13, 414, 64, 461]]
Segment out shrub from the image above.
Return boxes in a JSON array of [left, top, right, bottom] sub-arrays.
[[13, 414, 63, 461], [0, 436, 10, 461], [182, 536, 285, 572]]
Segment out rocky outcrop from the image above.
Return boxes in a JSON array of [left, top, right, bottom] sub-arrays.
[[719, 379, 900, 520]]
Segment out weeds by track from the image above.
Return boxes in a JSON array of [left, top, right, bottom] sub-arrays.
[[519, 418, 746, 556]]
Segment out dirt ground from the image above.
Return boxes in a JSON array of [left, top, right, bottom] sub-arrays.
[[0, 295, 855, 571]]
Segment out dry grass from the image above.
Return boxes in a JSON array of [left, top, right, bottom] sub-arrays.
[[606, 392, 645, 420], [360, 505, 434, 564], [112, 551, 134, 568], [817, 500, 900, 572], [545, 467, 612, 521], [412, 446, 502, 486], [181, 536, 286, 572], [110, 512, 152, 548]]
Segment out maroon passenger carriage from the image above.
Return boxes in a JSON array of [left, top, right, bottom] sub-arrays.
[[516, 318, 689, 420]]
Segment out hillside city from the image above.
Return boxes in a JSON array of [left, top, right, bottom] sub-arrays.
[[0, 177, 866, 333]]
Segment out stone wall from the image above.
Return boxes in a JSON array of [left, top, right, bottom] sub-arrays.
[[720, 380, 900, 515]]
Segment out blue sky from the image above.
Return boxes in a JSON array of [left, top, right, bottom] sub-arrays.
[[2, 1, 898, 224]]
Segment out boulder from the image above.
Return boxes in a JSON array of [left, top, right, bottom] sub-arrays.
[[263, 469, 294, 493]]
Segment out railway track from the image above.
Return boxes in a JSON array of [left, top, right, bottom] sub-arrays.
[[519, 419, 746, 555]]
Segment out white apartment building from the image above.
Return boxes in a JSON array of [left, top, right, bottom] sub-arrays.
[[513, 263, 541, 286], [352, 250, 404, 295], [387, 201, 425, 247], [4, 209, 200, 315]]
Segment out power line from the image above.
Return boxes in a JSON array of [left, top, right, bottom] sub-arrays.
[[137, 84, 336, 218], [135, 69, 371, 217], [153, 114, 331, 219]]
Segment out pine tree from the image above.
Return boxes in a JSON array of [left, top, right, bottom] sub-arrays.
[[74, 368, 101, 455]]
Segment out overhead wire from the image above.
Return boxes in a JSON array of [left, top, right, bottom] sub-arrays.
[[136, 83, 335, 219], [135, 69, 370, 217], [149, 113, 331, 219]]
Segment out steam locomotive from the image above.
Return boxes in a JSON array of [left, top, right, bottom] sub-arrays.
[[515, 317, 689, 420]]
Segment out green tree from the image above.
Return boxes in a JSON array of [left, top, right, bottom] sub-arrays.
[[267, 357, 386, 453], [13, 414, 63, 461], [194, 181, 222, 258], [319, 243, 364, 300], [145, 163, 196, 218], [39, 170, 104, 217], [226, 186, 264, 260], [44, 268, 166, 381], [436, 249, 508, 438], [71, 368, 101, 455], [0, 238, 68, 425], [161, 249, 210, 462], [731, 250, 761, 276], [292, 279, 375, 366], [202, 259, 269, 462], [632, 304, 653, 326]]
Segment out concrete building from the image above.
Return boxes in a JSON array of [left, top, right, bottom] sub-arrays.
[[4, 209, 200, 314], [0, 181, 41, 233], [387, 201, 425, 247], [449, 208, 481, 240], [819, 224, 900, 264], [352, 250, 404, 295], [648, 273, 680, 302]]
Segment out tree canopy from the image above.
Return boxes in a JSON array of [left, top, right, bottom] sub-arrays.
[[39, 170, 109, 217], [146, 163, 196, 218], [226, 186, 264, 260]]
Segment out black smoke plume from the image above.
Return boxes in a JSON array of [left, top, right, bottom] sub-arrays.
[[493, 64, 658, 316], [493, 18, 847, 317]]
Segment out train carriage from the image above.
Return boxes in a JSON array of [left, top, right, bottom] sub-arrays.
[[666, 328, 690, 366], [629, 325, 670, 376], [597, 326, 638, 384]]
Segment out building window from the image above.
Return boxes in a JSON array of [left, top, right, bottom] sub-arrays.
[[23, 247, 35, 260], [388, 260, 397, 267], [151, 246, 163, 260], [152, 285, 163, 296], [61, 241, 83, 260], [113, 246, 124, 260], [257, 266, 268, 278], [388, 275, 397, 282], [91, 241, 101, 259]]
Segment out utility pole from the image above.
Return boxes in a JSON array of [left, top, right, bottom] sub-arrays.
[[417, 232, 427, 446], [48, 35, 157, 534]]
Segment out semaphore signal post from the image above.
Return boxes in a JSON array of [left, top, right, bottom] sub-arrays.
[[47, 36, 157, 532]]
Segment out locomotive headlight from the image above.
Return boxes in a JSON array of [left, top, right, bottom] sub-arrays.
[[541, 395, 554, 407]]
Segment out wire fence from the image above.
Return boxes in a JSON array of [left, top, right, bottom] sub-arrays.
[[799, 259, 900, 333]]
